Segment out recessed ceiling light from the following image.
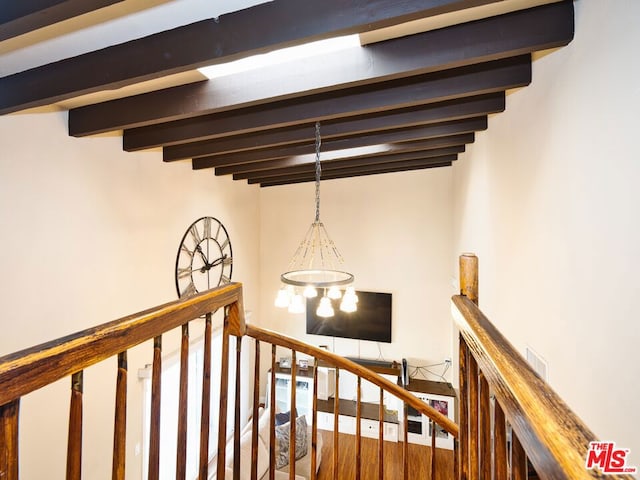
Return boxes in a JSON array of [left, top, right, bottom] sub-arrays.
[[198, 34, 361, 79]]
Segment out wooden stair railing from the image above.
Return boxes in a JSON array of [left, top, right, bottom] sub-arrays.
[[226, 312, 458, 480], [0, 280, 457, 480], [3, 256, 632, 480], [453, 253, 634, 480], [0, 282, 245, 480]]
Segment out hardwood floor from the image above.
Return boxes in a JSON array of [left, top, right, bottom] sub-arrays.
[[315, 431, 455, 480]]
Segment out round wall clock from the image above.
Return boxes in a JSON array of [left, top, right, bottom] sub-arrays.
[[175, 217, 233, 298]]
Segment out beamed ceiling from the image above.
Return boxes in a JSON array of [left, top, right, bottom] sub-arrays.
[[0, 0, 574, 187]]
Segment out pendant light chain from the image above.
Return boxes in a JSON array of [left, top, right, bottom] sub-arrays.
[[314, 121, 322, 222]]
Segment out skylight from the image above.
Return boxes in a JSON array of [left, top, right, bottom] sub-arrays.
[[280, 144, 399, 164], [198, 34, 361, 79]]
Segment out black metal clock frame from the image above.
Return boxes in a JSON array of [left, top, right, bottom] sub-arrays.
[[174, 216, 233, 298]]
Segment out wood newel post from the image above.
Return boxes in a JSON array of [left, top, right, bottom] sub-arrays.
[[227, 294, 246, 337], [459, 253, 478, 480], [459, 253, 479, 305]]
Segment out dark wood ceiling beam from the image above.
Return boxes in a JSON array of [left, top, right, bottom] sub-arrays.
[[211, 133, 474, 175], [0, 0, 123, 41], [258, 158, 456, 188], [204, 117, 485, 172], [235, 145, 466, 181], [1, 0, 508, 115], [69, 1, 573, 135], [163, 93, 504, 161], [126, 55, 529, 151], [252, 155, 457, 184]]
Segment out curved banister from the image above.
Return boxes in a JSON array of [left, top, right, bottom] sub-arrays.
[[1, 282, 455, 480], [0, 282, 243, 406], [245, 323, 459, 437], [452, 294, 634, 479]]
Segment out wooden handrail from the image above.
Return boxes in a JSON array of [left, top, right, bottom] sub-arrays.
[[0, 282, 243, 407], [452, 293, 634, 479], [245, 323, 458, 437], [2, 281, 453, 479]]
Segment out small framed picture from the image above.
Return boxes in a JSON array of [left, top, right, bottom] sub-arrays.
[[279, 357, 291, 368], [298, 359, 309, 370]]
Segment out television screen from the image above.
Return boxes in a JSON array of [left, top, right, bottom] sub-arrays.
[[306, 291, 392, 343]]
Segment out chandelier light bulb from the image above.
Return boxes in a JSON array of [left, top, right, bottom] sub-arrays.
[[327, 286, 342, 299], [303, 285, 318, 298], [343, 286, 358, 304], [288, 294, 305, 314], [316, 296, 334, 317], [275, 287, 291, 308], [339, 297, 357, 313]]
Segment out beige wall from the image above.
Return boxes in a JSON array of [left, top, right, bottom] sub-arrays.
[[258, 169, 454, 376], [0, 111, 260, 478], [452, 0, 640, 464]]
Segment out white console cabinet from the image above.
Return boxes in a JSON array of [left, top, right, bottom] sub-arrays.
[[317, 360, 402, 442], [316, 408, 399, 442]]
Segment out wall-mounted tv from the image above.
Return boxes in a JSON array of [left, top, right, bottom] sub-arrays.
[[306, 291, 392, 343]]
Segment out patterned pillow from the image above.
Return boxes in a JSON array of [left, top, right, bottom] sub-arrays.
[[274, 415, 308, 469], [275, 410, 291, 426]]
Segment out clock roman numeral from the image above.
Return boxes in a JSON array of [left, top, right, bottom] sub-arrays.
[[215, 222, 222, 240], [221, 275, 230, 284], [203, 217, 211, 238], [177, 267, 193, 279], [189, 225, 202, 244], [181, 282, 197, 297], [220, 238, 229, 250], [180, 244, 193, 257], [222, 256, 232, 266]]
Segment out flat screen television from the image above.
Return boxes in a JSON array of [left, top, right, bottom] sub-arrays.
[[306, 291, 392, 343]]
